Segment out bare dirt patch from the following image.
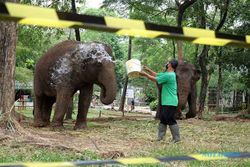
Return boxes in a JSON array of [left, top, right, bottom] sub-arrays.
[[0, 115, 156, 158], [212, 114, 250, 122]]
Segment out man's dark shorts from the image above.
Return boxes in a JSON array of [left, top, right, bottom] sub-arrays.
[[160, 105, 177, 125]]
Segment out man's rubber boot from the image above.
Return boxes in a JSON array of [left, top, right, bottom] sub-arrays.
[[169, 124, 180, 143], [157, 123, 167, 141]]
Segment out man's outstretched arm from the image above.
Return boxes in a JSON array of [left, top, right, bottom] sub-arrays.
[[140, 71, 157, 82]]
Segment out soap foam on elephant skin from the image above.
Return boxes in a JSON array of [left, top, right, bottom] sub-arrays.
[[50, 42, 114, 87], [77, 43, 113, 63]]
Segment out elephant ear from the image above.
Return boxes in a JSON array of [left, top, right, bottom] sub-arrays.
[[193, 69, 201, 82]]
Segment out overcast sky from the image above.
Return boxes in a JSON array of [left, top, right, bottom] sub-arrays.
[[85, 0, 103, 8]]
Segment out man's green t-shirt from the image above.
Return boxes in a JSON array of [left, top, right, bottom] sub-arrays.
[[156, 72, 178, 106]]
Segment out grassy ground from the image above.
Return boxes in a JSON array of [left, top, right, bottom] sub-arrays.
[[0, 108, 249, 167]]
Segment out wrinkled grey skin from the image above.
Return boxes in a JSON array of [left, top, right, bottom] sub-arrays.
[[176, 62, 200, 118], [33, 40, 117, 130], [156, 62, 200, 119]]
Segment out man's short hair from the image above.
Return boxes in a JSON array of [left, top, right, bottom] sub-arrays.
[[169, 59, 178, 70]]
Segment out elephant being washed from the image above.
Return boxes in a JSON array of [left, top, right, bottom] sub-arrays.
[[33, 40, 117, 130], [156, 62, 200, 119], [176, 62, 200, 118]]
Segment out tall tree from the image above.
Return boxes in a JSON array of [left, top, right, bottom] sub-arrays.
[[175, 0, 197, 62], [119, 37, 132, 114], [197, 0, 230, 117], [216, 47, 223, 112], [0, 0, 18, 129], [71, 0, 81, 41]]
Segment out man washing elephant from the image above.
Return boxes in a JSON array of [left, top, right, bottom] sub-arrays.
[[152, 60, 200, 120], [33, 40, 117, 130], [140, 59, 180, 143]]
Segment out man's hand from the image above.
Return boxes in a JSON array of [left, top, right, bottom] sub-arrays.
[[143, 65, 151, 71], [139, 71, 156, 82], [142, 65, 157, 77], [139, 71, 148, 77]]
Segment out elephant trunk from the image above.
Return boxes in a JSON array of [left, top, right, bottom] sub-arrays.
[[98, 66, 117, 105], [177, 82, 190, 110]]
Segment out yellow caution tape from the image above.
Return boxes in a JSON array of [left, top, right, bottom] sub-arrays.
[[190, 153, 228, 161], [0, 2, 249, 48], [192, 38, 231, 46], [117, 157, 161, 165], [105, 16, 145, 30], [20, 18, 82, 28], [246, 35, 250, 43], [0, 152, 249, 166], [116, 29, 169, 38], [183, 27, 216, 38], [5, 2, 58, 20]]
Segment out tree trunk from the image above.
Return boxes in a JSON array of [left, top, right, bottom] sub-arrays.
[[197, 0, 229, 118], [175, 0, 197, 62], [247, 90, 250, 114], [198, 45, 209, 118], [0, 2, 18, 129], [176, 41, 183, 62], [216, 48, 223, 112], [176, 4, 184, 63], [119, 37, 132, 115], [233, 90, 236, 109], [216, 63, 223, 111], [72, 0, 81, 41], [119, 76, 128, 116], [172, 40, 176, 59]]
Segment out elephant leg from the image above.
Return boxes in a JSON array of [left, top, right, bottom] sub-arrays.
[[176, 87, 189, 119], [33, 95, 45, 127], [186, 89, 197, 118], [41, 96, 55, 126], [65, 99, 73, 120], [74, 84, 93, 130], [155, 85, 162, 120], [176, 107, 184, 120], [51, 89, 73, 129]]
